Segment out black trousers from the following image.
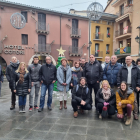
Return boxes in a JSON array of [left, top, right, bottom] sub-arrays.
[[88, 83, 100, 107], [71, 99, 92, 112], [97, 103, 116, 116], [11, 89, 16, 106], [137, 91, 140, 114]]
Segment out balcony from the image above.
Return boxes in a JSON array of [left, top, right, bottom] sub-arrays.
[[92, 51, 103, 58], [93, 33, 104, 41], [115, 27, 131, 39], [69, 46, 83, 56], [70, 28, 81, 38], [34, 44, 51, 54], [114, 47, 131, 56], [36, 22, 49, 35], [106, 50, 110, 54]]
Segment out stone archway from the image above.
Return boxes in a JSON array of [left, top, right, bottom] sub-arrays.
[[28, 54, 56, 66]]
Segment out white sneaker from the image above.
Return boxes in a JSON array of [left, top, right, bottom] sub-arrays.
[[99, 114, 102, 119]]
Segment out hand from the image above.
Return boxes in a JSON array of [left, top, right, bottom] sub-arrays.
[[118, 87, 120, 89], [136, 87, 140, 91], [118, 102, 122, 107], [14, 90, 16, 93], [81, 100, 86, 106], [63, 83, 67, 86], [28, 89, 31, 92], [104, 102, 109, 106], [62, 83, 65, 85], [71, 83, 73, 87], [52, 80, 56, 84], [97, 81, 99, 83], [31, 82, 34, 87]]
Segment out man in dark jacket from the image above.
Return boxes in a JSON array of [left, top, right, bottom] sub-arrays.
[[103, 55, 122, 91], [117, 56, 140, 120], [72, 77, 91, 118], [6, 56, 20, 110], [0, 64, 4, 97], [38, 56, 57, 112], [80, 58, 88, 71], [84, 54, 103, 107]]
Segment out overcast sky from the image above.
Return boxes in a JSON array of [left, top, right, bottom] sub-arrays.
[[8, 0, 108, 13]]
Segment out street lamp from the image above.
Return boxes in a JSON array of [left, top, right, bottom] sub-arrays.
[[87, 41, 92, 61], [135, 26, 140, 55]]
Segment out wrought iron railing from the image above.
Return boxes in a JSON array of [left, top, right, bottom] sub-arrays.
[[114, 47, 131, 55], [93, 33, 104, 40], [115, 27, 131, 37], [70, 28, 81, 37], [36, 22, 49, 34], [92, 51, 103, 57], [34, 44, 51, 54], [69, 46, 83, 56]]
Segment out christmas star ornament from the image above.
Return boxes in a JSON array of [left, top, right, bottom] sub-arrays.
[[57, 46, 66, 56]]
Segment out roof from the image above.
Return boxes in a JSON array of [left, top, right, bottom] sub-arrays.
[[0, 0, 89, 20], [104, 0, 113, 12]]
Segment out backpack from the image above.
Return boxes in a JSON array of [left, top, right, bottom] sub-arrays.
[[76, 85, 89, 94]]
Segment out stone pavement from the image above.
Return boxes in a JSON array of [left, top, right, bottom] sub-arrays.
[[0, 80, 140, 140]]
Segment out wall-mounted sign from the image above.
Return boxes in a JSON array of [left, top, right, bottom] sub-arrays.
[[4, 45, 25, 55]]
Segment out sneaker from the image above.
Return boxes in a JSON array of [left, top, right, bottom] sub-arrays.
[[99, 114, 102, 119], [19, 106, 22, 113], [48, 106, 52, 111], [38, 108, 43, 112], [125, 117, 131, 125], [10, 105, 15, 110], [34, 106, 39, 110], [29, 107, 33, 112], [22, 106, 26, 113]]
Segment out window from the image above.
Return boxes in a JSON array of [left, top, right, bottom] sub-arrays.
[[72, 19, 78, 35], [119, 41, 123, 48], [38, 13, 46, 30], [72, 39, 78, 53], [127, 38, 131, 47], [128, 0, 133, 4], [95, 26, 100, 39], [106, 44, 109, 54], [22, 34, 28, 45], [120, 4, 124, 16], [21, 11, 27, 22], [107, 28, 110, 37], [95, 43, 99, 57]]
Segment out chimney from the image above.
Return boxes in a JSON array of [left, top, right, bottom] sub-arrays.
[[69, 9, 75, 14]]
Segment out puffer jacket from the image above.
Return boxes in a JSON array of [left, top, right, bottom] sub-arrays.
[[103, 62, 122, 87], [57, 65, 71, 92], [12, 72, 31, 96], [116, 88, 135, 115]]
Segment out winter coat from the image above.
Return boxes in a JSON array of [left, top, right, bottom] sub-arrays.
[[39, 63, 57, 85], [84, 60, 103, 84], [57, 65, 72, 92], [81, 62, 88, 72], [101, 62, 109, 70], [103, 62, 122, 87], [72, 84, 90, 104], [28, 63, 42, 82], [12, 72, 31, 96], [0, 65, 3, 82], [96, 88, 116, 106], [117, 63, 140, 91], [116, 88, 135, 115]]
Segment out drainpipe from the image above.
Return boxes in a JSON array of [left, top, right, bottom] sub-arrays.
[[60, 14, 62, 48]]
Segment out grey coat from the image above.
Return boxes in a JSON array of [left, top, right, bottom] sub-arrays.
[[57, 65, 72, 92]]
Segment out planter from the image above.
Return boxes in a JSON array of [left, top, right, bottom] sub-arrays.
[[129, 4, 133, 6]]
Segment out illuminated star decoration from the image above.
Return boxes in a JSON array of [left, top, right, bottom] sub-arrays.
[[57, 46, 66, 56]]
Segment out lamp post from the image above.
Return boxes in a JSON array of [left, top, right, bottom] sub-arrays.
[[87, 41, 92, 61], [135, 26, 140, 55]]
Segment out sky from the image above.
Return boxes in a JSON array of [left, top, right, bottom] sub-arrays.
[[8, 0, 108, 13]]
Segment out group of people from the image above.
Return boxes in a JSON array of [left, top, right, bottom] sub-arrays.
[[2, 54, 140, 126]]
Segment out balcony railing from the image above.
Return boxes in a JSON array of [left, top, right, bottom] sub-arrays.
[[34, 44, 51, 54], [70, 28, 81, 38], [93, 33, 104, 41], [69, 46, 83, 56], [115, 27, 131, 37], [106, 50, 110, 54], [36, 22, 49, 34], [114, 47, 131, 55], [92, 51, 103, 57]]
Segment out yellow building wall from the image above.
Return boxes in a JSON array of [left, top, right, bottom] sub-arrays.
[[90, 20, 114, 62]]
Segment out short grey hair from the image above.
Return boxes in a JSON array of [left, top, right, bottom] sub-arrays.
[[11, 56, 17, 60], [111, 55, 117, 59], [46, 56, 52, 61]]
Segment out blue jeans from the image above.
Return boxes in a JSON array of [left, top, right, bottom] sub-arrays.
[[39, 83, 54, 108], [19, 95, 27, 106]]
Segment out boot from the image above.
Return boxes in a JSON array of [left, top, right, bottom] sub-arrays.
[[125, 116, 131, 125], [64, 100, 67, 109], [73, 111, 78, 118], [22, 105, 26, 113], [59, 101, 63, 110], [10, 105, 15, 110], [19, 106, 22, 113]]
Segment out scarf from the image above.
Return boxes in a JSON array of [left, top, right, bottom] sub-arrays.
[[71, 67, 81, 72], [61, 65, 68, 83], [19, 70, 26, 84], [10, 60, 20, 68], [102, 88, 111, 101]]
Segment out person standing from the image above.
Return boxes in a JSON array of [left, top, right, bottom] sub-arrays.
[[0, 64, 3, 97], [12, 62, 31, 113], [84, 54, 103, 107], [117, 56, 140, 120], [6, 56, 20, 110], [101, 56, 110, 70], [28, 56, 41, 111], [38, 56, 56, 112], [57, 58, 72, 110], [80, 58, 87, 71], [103, 55, 122, 92]]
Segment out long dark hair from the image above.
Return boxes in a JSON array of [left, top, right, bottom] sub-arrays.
[[136, 58, 140, 65], [120, 81, 128, 99]]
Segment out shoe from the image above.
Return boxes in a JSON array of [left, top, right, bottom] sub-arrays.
[[38, 108, 43, 112], [19, 106, 22, 113], [48, 106, 52, 111], [125, 116, 131, 125], [22, 105, 26, 113], [64, 100, 67, 109], [134, 114, 138, 120], [59, 101, 63, 110], [29, 107, 33, 112], [10, 105, 15, 110], [99, 114, 102, 119], [34, 106, 39, 110], [73, 111, 78, 118]]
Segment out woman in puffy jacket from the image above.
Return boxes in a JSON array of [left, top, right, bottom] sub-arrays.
[[12, 62, 31, 113]]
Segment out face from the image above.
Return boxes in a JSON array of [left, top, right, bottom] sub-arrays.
[[111, 56, 117, 64], [121, 83, 127, 91], [75, 62, 80, 68], [103, 82, 109, 90], [125, 56, 132, 65], [138, 61, 140, 66], [81, 59, 86, 65], [79, 59, 81, 64], [46, 57, 51, 64], [12, 57, 17, 63], [62, 60, 67, 66], [20, 64, 25, 71], [105, 57, 110, 64], [90, 55, 95, 62], [33, 58, 39, 64], [80, 79, 86, 86]]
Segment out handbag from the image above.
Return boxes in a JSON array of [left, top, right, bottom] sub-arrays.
[[102, 106, 108, 118]]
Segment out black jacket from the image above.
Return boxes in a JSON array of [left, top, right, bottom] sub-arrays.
[[12, 72, 31, 96], [72, 85, 90, 105], [39, 63, 57, 85], [117, 63, 140, 91], [81, 62, 88, 72], [84, 60, 103, 84], [6, 64, 19, 89], [96, 88, 116, 106]]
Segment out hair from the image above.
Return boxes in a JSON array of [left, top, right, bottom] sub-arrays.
[[81, 58, 86, 61], [101, 80, 111, 89], [61, 58, 68, 63], [90, 54, 95, 57], [33, 56, 39, 60], [105, 56, 110, 58], [74, 61, 80, 67], [136, 58, 140, 65], [120, 81, 128, 98], [11, 56, 17, 60], [79, 77, 87, 83], [46, 56, 52, 60], [16, 62, 29, 73], [111, 55, 117, 59]]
